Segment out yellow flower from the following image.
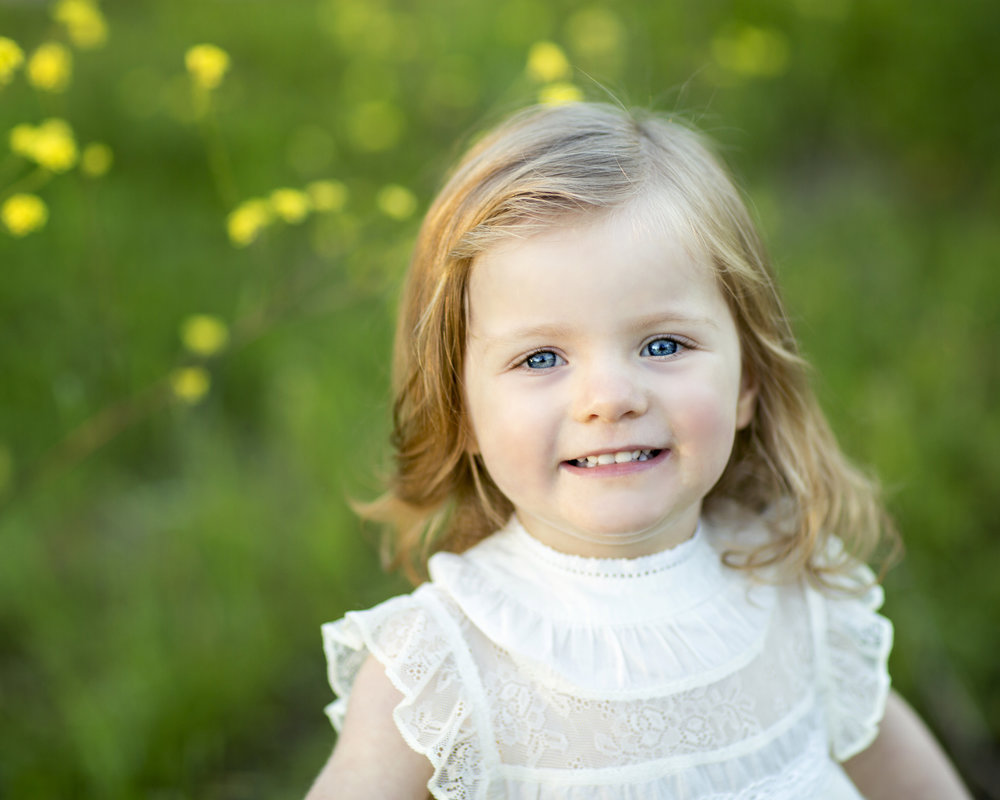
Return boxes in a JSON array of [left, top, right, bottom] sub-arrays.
[[0, 37, 25, 86], [185, 44, 229, 91], [27, 42, 73, 92], [80, 142, 113, 177], [2, 194, 49, 237], [269, 188, 311, 223], [526, 41, 571, 83], [170, 366, 211, 404], [53, 0, 108, 50], [306, 180, 348, 213], [226, 198, 272, 247], [376, 184, 417, 221], [9, 118, 79, 172], [9, 124, 36, 156], [538, 82, 584, 106], [34, 128, 75, 170], [180, 314, 229, 357]]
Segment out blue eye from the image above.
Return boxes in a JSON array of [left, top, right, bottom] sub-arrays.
[[523, 350, 562, 369], [643, 338, 682, 357]]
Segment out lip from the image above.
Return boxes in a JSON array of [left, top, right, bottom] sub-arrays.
[[561, 447, 669, 475]]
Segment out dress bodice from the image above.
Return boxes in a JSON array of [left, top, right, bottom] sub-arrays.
[[322, 511, 891, 799]]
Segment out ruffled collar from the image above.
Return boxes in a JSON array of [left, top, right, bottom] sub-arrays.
[[508, 517, 714, 580], [428, 514, 777, 695]]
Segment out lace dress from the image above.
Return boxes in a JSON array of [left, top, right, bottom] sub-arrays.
[[322, 510, 892, 799]]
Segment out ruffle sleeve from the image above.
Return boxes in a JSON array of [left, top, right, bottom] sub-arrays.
[[321, 587, 490, 799], [806, 561, 894, 762]]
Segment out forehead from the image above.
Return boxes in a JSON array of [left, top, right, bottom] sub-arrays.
[[468, 192, 713, 293], [465, 203, 730, 337], [475, 182, 706, 261]]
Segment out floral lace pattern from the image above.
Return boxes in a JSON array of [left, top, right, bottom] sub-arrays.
[[469, 581, 811, 773], [324, 593, 488, 798], [820, 582, 893, 761], [322, 515, 891, 799]]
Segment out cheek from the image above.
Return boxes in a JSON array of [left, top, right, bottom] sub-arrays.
[[475, 400, 541, 457], [670, 377, 742, 455], [468, 389, 554, 483], [474, 426, 537, 510], [677, 400, 735, 441]]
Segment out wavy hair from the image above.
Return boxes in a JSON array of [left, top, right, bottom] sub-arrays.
[[361, 102, 899, 586]]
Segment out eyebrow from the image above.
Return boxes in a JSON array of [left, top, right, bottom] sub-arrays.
[[469, 322, 573, 342], [629, 310, 720, 331], [470, 311, 719, 348]]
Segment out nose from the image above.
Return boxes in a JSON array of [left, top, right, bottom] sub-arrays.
[[571, 358, 649, 423]]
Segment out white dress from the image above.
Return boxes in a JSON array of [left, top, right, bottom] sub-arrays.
[[322, 510, 892, 799]]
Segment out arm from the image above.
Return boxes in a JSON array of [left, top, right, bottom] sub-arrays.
[[843, 690, 971, 800], [305, 655, 433, 800]]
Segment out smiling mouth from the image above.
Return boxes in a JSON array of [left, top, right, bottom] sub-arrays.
[[566, 449, 663, 468]]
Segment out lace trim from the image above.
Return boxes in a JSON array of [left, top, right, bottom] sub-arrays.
[[482, 713, 848, 799], [506, 520, 706, 579], [322, 590, 492, 799], [807, 572, 893, 761]]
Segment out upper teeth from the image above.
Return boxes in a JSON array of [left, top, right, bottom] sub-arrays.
[[575, 449, 654, 468]]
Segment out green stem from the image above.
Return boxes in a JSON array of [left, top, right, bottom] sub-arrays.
[[0, 154, 25, 186], [0, 166, 52, 200], [195, 89, 239, 209]]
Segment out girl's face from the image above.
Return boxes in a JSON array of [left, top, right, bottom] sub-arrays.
[[462, 207, 757, 558]]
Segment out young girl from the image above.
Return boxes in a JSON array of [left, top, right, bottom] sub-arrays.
[[307, 103, 969, 799]]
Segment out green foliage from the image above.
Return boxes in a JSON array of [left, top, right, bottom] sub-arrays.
[[1, 0, 997, 796]]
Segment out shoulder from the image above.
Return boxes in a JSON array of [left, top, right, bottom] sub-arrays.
[[705, 500, 897, 761], [320, 586, 488, 798], [801, 560, 894, 763], [321, 585, 468, 727], [842, 690, 972, 799], [307, 655, 433, 800]]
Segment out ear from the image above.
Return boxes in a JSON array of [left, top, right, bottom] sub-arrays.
[[735, 368, 758, 431]]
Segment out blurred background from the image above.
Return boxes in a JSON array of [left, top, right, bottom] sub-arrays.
[[1, 0, 997, 796]]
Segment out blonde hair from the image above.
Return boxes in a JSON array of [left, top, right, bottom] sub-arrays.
[[364, 102, 899, 586]]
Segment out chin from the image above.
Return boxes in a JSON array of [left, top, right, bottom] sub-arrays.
[[592, 508, 668, 531], [581, 506, 699, 542], [571, 517, 667, 542]]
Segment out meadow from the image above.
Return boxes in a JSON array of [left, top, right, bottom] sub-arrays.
[[1, 0, 998, 796]]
